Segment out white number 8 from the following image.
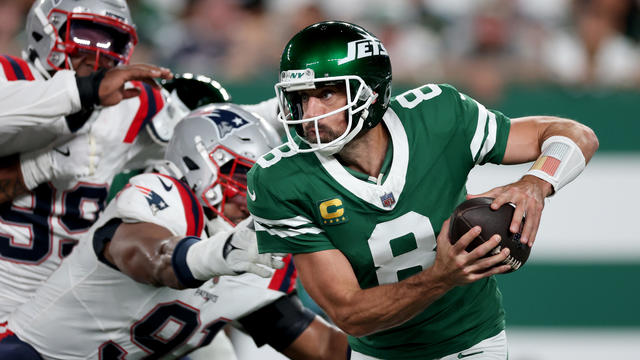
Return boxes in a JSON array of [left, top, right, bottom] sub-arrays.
[[368, 212, 437, 285], [395, 84, 442, 109]]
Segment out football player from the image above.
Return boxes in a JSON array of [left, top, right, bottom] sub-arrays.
[[0, 0, 173, 324], [247, 21, 599, 359], [0, 104, 348, 359]]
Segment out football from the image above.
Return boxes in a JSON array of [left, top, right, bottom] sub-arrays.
[[448, 197, 531, 272]]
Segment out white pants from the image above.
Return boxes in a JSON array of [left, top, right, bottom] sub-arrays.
[[350, 330, 508, 360]]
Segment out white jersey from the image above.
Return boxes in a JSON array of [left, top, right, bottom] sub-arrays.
[[7, 173, 296, 360], [0, 55, 80, 154], [0, 55, 167, 321]]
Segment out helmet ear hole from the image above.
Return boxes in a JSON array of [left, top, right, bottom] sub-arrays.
[[31, 32, 43, 42]]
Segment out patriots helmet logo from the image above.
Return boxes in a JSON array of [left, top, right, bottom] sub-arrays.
[[205, 109, 249, 139], [136, 185, 169, 215]]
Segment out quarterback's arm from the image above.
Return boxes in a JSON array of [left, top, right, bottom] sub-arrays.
[[470, 116, 599, 245], [502, 116, 598, 166], [293, 221, 511, 337], [281, 317, 349, 360]]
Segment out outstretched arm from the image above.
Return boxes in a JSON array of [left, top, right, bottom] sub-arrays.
[[470, 116, 599, 246], [293, 220, 511, 337], [102, 218, 284, 289], [103, 221, 186, 288]]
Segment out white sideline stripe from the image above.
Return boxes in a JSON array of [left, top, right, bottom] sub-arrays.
[[470, 100, 489, 161], [252, 214, 312, 227], [255, 221, 324, 237]]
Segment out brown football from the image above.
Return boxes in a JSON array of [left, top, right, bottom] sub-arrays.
[[448, 197, 530, 272]]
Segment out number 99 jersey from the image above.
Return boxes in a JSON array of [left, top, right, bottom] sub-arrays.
[[248, 84, 511, 359]]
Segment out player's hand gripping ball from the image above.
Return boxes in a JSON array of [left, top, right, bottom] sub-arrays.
[[449, 197, 531, 272]]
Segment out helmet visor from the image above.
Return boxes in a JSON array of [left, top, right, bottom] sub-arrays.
[[67, 18, 135, 63]]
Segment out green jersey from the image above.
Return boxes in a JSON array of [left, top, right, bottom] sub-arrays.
[[247, 84, 511, 359]]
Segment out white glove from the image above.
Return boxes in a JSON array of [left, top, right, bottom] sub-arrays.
[[20, 133, 100, 190], [186, 217, 285, 279]]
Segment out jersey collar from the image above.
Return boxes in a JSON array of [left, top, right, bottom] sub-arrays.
[[314, 107, 408, 211]]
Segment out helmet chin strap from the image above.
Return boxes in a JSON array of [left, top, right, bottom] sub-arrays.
[[23, 50, 52, 79]]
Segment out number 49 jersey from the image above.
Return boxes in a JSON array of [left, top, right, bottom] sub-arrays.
[[248, 84, 511, 359], [7, 173, 293, 359]]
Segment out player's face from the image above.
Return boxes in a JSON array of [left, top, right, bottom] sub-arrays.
[[67, 23, 122, 76], [70, 50, 117, 76], [221, 168, 250, 225], [222, 193, 250, 225], [299, 84, 348, 143]]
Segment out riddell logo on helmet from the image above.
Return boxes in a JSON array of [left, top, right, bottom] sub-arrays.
[[337, 39, 388, 65]]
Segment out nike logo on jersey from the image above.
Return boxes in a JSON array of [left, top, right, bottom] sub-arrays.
[[457, 351, 484, 359], [53, 147, 70, 157], [247, 187, 256, 201], [158, 177, 173, 192]]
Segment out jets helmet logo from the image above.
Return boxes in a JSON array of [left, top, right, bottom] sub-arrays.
[[337, 38, 388, 65], [205, 109, 249, 139], [136, 185, 169, 215]]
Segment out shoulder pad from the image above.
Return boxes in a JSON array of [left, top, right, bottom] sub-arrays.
[[0, 55, 35, 81], [114, 173, 204, 237]]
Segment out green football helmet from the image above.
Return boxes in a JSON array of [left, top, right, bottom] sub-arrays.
[[275, 21, 392, 154]]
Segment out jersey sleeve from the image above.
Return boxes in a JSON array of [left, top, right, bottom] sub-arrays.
[[111, 173, 205, 237], [247, 151, 336, 255], [445, 84, 511, 165], [0, 66, 81, 137]]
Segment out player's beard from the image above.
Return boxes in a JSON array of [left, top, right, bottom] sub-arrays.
[[302, 123, 343, 144]]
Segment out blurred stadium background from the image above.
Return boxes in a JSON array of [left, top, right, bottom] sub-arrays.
[[2, 0, 639, 358]]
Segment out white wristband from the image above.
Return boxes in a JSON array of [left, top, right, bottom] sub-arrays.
[[19, 149, 55, 190], [525, 136, 586, 193]]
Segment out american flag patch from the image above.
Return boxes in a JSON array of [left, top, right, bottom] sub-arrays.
[[380, 192, 396, 208], [531, 142, 568, 176]]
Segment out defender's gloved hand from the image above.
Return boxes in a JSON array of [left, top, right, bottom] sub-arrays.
[[185, 217, 285, 280], [20, 133, 100, 190]]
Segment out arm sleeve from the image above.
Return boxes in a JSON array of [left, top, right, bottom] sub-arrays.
[[237, 293, 316, 351], [0, 70, 81, 135]]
